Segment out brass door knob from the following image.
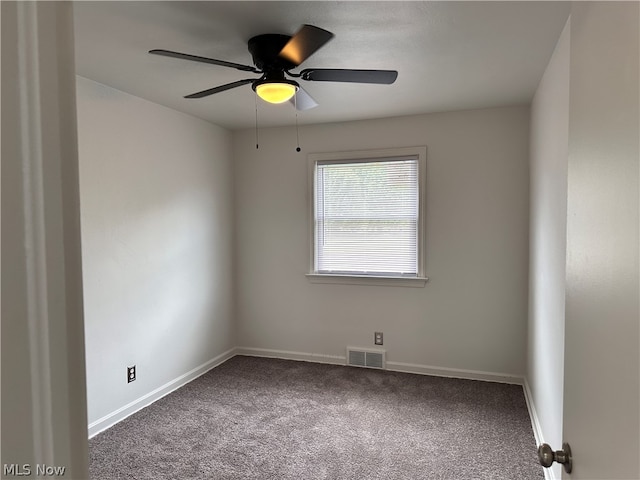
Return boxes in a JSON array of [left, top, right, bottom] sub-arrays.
[[538, 443, 573, 473]]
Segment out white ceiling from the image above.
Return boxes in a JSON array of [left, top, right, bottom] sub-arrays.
[[73, 1, 570, 130]]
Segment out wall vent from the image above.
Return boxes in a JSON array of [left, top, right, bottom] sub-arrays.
[[346, 347, 386, 369]]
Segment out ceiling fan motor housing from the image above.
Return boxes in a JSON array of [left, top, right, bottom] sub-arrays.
[[248, 34, 297, 72]]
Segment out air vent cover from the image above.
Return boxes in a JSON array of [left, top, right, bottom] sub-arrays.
[[346, 347, 386, 369]]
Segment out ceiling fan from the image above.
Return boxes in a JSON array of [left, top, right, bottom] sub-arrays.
[[149, 24, 398, 110]]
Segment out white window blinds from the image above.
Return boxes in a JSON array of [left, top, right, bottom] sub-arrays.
[[314, 156, 419, 276]]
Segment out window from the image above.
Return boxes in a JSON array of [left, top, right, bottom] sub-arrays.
[[307, 147, 428, 287]]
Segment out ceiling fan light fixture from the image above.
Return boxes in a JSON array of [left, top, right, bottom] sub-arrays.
[[254, 80, 299, 104]]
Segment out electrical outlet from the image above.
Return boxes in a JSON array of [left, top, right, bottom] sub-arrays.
[[127, 365, 136, 383], [374, 332, 384, 345]]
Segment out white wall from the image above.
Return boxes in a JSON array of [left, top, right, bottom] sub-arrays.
[[234, 107, 530, 377], [76, 77, 235, 429], [527, 18, 570, 479]]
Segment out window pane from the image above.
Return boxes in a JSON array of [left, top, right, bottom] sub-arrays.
[[315, 158, 419, 276]]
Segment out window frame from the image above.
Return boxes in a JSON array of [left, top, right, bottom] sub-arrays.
[[306, 146, 428, 287]]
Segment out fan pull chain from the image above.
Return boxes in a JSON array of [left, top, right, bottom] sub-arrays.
[[255, 94, 259, 149], [294, 93, 301, 152]]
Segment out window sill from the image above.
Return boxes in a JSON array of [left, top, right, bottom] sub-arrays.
[[305, 273, 429, 288]]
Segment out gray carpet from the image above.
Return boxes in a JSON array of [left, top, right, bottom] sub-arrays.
[[89, 356, 544, 479]]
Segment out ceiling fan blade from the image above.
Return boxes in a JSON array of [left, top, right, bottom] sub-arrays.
[[279, 25, 334, 66], [184, 79, 256, 99], [300, 68, 398, 84], [149, 49, 259, 73], [290, 86, 318, 111]]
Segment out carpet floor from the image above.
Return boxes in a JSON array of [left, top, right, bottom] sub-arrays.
[[89, 356, 544, 479]]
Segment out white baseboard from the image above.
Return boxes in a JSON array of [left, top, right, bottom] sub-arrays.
[[523, 378, 544, 445], [385, 360, 524, 385], [235, 346, 346, 365], [88, 348, 236, 438], [236, 347, 523, 385], [523, 378, 556, 480]]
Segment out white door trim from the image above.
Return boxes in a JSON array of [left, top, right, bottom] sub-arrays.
[[2, 2, 89, 476]]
